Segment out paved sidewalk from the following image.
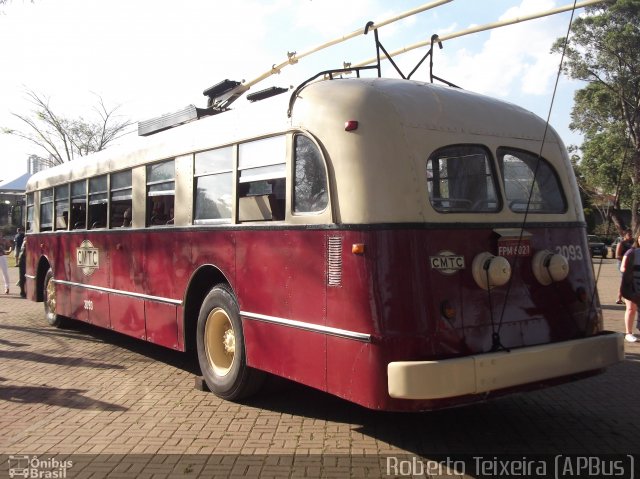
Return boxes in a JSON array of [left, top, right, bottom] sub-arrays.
[[0, 259, 638, 478]]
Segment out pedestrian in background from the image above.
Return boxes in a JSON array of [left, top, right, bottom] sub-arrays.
[[13, 227, 24, 266], [615, 228, 633, 304], [620, 232, 640, 342], [0, 238, 9, 294]]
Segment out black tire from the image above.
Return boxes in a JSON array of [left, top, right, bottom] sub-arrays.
[[196, 284, 264, 400], [44, 269, 64, 328]]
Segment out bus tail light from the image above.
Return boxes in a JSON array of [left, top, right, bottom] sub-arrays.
[[352, 243, 365, 255], [441, 300, 456, 320], [345, 120, 359, 131], [576, 287, 588, 303]]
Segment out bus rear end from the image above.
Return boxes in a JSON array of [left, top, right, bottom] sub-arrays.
[[293, 78, 623, 411]]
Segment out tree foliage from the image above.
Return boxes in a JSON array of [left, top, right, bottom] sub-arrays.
[[3, 89, 134, 166], [552, 0, 640, 234]]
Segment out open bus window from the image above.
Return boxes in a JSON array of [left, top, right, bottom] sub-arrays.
[[194, 147, 232, 224], [110, 170, 132, 228], [54, 184, 69, 230], [497, 148, 567, 214], [39, 188, 54, 232], [293, 135, 328, 214], [146, 160, 175, 226], [88, 175, 108, 229], [238, 136, 286, 222], [426, 145, 500, 213], [70, 180, 87, 230]]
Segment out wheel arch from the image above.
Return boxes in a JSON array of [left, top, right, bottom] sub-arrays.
[[183, 264, 232, 353]]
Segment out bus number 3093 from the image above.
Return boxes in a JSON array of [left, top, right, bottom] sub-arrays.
[[83, 300, 94, 311], [555, 245, 584, 261]]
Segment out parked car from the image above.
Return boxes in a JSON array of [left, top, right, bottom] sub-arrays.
[[588, 235, 608, 258]]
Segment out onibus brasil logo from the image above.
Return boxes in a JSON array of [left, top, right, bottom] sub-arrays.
[[8, 455, 73, 478], [76, 240, 100, 276]]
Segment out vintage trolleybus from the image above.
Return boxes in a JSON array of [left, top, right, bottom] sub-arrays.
[[24, 75, 623, 411]]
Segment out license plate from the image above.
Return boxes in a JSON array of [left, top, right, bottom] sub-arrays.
[[497, 238, 531, 257]]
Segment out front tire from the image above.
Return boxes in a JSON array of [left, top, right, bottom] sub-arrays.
[[196, 284, 264, 400], [44, 269, 64, 328]]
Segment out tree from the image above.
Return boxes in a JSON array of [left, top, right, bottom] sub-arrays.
[[2, 89, 134, 166], [552, 0, 640, 234]]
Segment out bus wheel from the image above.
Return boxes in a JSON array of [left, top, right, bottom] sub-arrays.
[[196, 285, 264, 400], [44, 269, 64, 327]]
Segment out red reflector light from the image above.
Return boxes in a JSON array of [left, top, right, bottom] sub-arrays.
[[345, 120, 359, 131]]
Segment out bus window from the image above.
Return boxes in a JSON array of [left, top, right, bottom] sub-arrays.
[[498, 148, 567, 213], [39, 188, 54, 232], [54, 184, 69, 230], [147, 160, 175, 226], [70, 181, 87, 230], [194, 147, 233, 224], [238, 136, 286, 222], [88, 175, 108, 229], [293, 135, 328, 214], [426, 145, 500, 213], [26, 193, 34, 232], [110, 170, 132, 228]]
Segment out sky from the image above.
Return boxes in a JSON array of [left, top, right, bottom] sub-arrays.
[[0, 0, 591, 182]]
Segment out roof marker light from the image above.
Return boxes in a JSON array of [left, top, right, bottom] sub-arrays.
[[345, 120, 359, 131]]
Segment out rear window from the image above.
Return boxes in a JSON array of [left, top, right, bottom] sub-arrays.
[[497, 148, 566, 214], [426, 145, 500, 213]]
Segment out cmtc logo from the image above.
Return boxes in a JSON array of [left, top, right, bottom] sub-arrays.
[[76, 240, 100, 276], [430, 251, 465, 275]]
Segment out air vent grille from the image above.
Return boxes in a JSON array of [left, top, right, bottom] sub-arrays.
[[327, 237, 343, 287]]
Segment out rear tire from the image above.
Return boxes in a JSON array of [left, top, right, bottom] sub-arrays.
[[196, 284, 264, 400], [44, 269, 64, 328]]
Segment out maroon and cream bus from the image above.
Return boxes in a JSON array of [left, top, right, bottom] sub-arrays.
[[24, 76, 623, 411]]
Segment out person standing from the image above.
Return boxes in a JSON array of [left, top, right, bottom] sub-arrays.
[[0, 238, 9, 294], [13, 227, 24, 265], [615, 229, 634, 304], [17, 238, 27, 298], [620, 232, 640, 342]]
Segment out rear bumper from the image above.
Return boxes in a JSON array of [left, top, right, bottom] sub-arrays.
[[387, 332, 624, 400]]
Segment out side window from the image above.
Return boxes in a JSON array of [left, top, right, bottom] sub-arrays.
[[497, 148, 567, 213], [426, 145, 500, 213], [238, 136, 286, 222], [88, 175, 108, 229], [293, 135, 328, 214], [147, 160, 175, 226], [194, 147, 233, 224], [70, 180, 87, 230], [26, 193, 34, 233], [54, 184, 69, 230], [110, 170, 132, 228], [39, 188, 54, 232]]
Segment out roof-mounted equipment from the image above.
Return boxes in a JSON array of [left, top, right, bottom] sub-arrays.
[[203, 79, 249, 110], [138, 104, 217, 137], [246, 86, 289, 103]]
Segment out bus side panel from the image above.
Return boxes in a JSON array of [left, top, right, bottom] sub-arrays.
[[109, 231, 146, 295], [325, 230, 387, 408], [110, 294, 145, 341], [87, 289, 110, 329], [237, 230, 327, 392], [145, 301, 178, 349], [143, 231, 183, 300]]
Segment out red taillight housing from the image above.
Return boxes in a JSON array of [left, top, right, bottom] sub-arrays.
[[344, 120, 359, 131]]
